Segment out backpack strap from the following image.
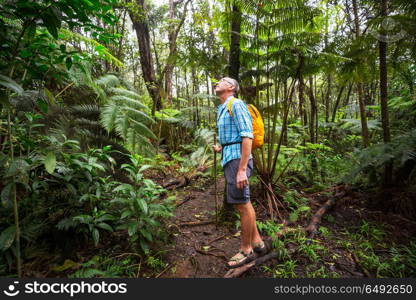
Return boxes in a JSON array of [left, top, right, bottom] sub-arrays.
[[226, 96, 236, 116], [220, 141, 242, 160]]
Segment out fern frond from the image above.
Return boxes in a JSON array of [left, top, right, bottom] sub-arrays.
[[121, 106, 156, 124], [100, 104, 120, 132], [115, 115, 130, 140], [109, 87, 141, 100], [125, 129, 155, 154], [70, 104, 101, 119], [129, 118, 158, 140], [95, 74, 120, 88], [110, 95, 148, 111]]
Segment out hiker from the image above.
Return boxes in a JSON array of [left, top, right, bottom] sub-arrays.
[[213, 77, 266, 268]]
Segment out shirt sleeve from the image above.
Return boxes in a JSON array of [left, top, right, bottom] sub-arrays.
[[232, 100, 253, 139]]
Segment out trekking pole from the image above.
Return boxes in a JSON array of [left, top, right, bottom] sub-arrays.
[[213, 132, 218, 225]]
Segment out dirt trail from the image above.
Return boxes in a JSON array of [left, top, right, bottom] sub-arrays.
[[161, 177, 252, 278], [159, 176, 416, 278]]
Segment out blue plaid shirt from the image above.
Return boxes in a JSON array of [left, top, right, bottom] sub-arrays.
[[217, 95, 253, 167]]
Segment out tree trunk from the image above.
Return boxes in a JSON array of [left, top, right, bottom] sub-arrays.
[[116, 10, 127, 66], [164, 0, 175, 105], [308, 77, 317, 144], [228, 2, 241, 81], [352, 0, 370, 147], [343, 82, 353, 107], [298, 53, 306, 128], [129, 0, 161, 115], [308, 77, 318, 172], [379, 0, 392, 186], [325, 75, 332, 123], [331, 84, 346, 123], [164, 0, 191, 105]]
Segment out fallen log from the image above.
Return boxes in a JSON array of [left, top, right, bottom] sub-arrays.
[[305, 189, 348, 238], [224, 252, 279, 278], [162, 167, 207, 190], [162, 176, 189, 189]]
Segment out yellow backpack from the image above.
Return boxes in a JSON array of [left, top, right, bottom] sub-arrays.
[[227, 97, 265, 150]]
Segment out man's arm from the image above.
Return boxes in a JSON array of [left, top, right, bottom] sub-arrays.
[[213, 145, 222, 153], [231, 100, 254, 189], [236, 137, 252, 189]]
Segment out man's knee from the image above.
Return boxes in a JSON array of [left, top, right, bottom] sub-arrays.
[[234, 202, 250, 214]]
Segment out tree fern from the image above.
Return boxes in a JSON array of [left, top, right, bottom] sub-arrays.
[[345, 129, 416, 183], [110, 95, 148, 111], [100, 104, 119, 132], [96, 75, 157, 154], [95, 74, 120, 89]]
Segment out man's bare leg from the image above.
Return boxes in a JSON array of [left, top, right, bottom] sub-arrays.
[[228, 202, 263, 267], [247, 202, 262, 245], [235, 203, 253, 253]]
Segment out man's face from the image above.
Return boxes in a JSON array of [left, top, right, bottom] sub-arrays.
[[214, 78, 235, 95]]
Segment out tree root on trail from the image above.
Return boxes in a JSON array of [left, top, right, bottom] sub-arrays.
[[176, 196, 193, 207], [155, 264, 172, 278], [178, 220, 215, 226], [207, 234, 228, 245], [351, 252, 372, 278], [335, 261, 364, 277], [223, 252, 279, 278]]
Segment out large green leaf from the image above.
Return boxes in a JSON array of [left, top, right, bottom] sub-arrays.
[[136, 198, 148, 215], [96, 222, 113, 232], [140, 228, 153, 242], [127, 222, 137, 236], [1, 183, 14, 208], [0, 75, 23, 95], [5, 159, 29, 178], [92, 228, 99, 246], [0, 225, 16, 251], [44, 152, 57, 174]]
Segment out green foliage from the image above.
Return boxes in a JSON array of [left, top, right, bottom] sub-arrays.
[[98, 74, 156, 154], [345, 129, 416, 184], [263, 260, 298, 278], [69, 255, 136, 278], [111, 154, 174, 252], [0, 125, 172, 273], [342, 221, 416, 277], [282, 190, 311, 222]]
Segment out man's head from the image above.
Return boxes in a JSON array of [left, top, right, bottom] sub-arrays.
[[214, 77, 239, 97]]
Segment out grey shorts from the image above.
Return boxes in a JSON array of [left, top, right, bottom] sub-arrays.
[[224, 158, 254, 204]]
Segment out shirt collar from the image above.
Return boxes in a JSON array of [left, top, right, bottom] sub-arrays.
[[217, 95, 234, 110]]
